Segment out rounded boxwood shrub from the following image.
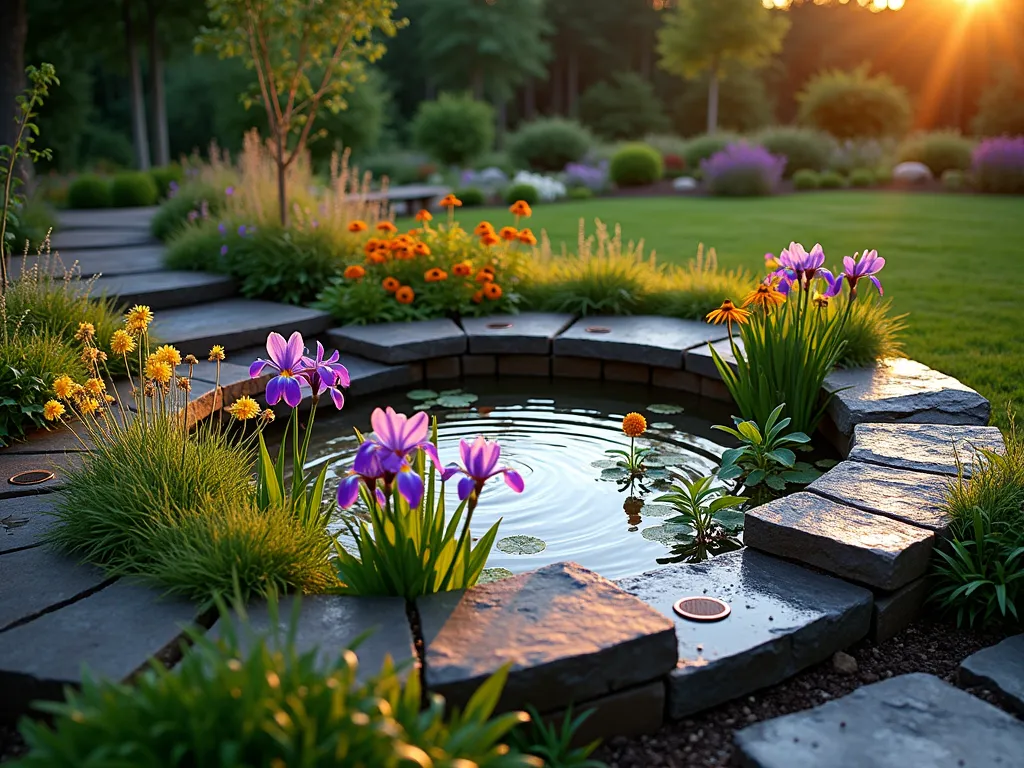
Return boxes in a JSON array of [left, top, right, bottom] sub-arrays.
[[149, 164, 184, 198], [797, 66, 911, 140], [702, 143, 785, 197], [682, 132, 742, 171], [942, 169, 966, 191], [897, 131, 974, 177], [507, 118, 592, 172], [110, 171, 159, 207], [66, 175, 112, 209], [578, 71, 671, 141], [454, 186, 486, 207], [609, 143, 663, 188], [412, 93, 495, 167], [756, 127, 833, 178], [848, 168, 876, 188], [504, 182, 539, 205], [567, 186, 594, 200], [792, 169, 822, 190], [819, 170, 847, 189]]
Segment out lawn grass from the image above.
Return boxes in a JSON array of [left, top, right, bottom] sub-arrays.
[[411, 192, 1024, 432]]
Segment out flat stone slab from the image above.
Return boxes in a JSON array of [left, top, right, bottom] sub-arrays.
[[849, 423, 1005, 477], [745, 492, 934, 590], [417, 561, 677, 712], [554, 316, 726, 368], [734, 673, 1024, 768], [0, 494, 60, 554], [57, 207, 157, 231], [0, 545, 111, 631], [684, 337, 742, 379], [807, 460, 952, 534], [344, 355, 419, 396], [1, 424, 89, 455], [960, 634, 1024, 716], [10, 245, 167, 278], [49, 227, 157, 251], [328, 319, 466, 364], [214, 594, 415, 681], [824, 358, 990, 436], [151, 299, 332, 356], [461, 313, 574, 355], [0, 580, 196, 722], [88, 271, 235, 310], [0, 451, 83, 499], [616, 550, 872, 720]]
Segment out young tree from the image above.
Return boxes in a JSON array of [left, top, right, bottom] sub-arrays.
[[657, 0, 789, 134], [199, 0, 400, 225]]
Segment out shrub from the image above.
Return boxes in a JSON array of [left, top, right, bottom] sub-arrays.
[[874, 165, 894, 185], [829, 137, 897, 176], [507, 118, 593, 172], [150, 181, 221, 241], [455, 186, 486, 207], [837, 297, 905, 367], [564, 162, 608, 192], [148, 164, 184, 198], [973, 67, 1024, 138], [819, 170, 847, 189], [504, 182, 540, 206], [972, 136, 1024, 194], [579, 71, 671, 141], [568, 186, 594, 200], [66, 174, 111, 209], [412, 93, 495, 167], [701, 143, 785, 197], [643, 133, 690, 161], [756, 126, 833, 177], [848, 168, 876, 188], [110, 171, 159, 207], [942, 169, 966, 191], [5, 196, 56, 251], [359, 151, 429, 185], [609, 143, 663, 187], [897, 131, 974, 177], [792, 169, 821, 190], [682, 132, 743, 170], [797, 66, 912, 140]]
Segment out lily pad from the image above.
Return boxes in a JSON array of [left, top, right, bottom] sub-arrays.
[[713, 509, 746, 532], [640, 503, 676, 518], [413, 402, 435, 411], [643, 468, 670, 480], [648, 403, 684, 415], [478, 567, 515, 584], [407, 389, 439, 401], [496, 535, 546, 555], [437, 393, 479, 408], [590, 458, 620, 470], [439, 388, 464, 396], [650, 421, 676, 430], [641, 521, 695, 545], [600, 467, 631, 482]]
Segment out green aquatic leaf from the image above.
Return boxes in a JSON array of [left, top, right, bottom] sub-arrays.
[[407, 389, 439, 401], [640, 504, 676, 518], [590, 459, 620, 469], [650, 422, 676, 430], [413, 402, 435, 411], [436, 393, 479, 408], [478, 567, 515, 584], [439, 388, 464, 396], [647, 403, 684, 414], [600, 467, 631, 482], [641, 521, 695, 545], [815, 458, 839, 470], [643, 468, 670, 480], [496, 535, 546, 555], [713, 509, 745, 532]]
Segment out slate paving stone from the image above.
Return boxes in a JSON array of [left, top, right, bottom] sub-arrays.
[[684, 337, 742, 379], [0, 451, 83, 499], [616, 550, 872, 720], [824, 358, 991, 436], [0, 580, 197, 722], [543, 680, 666, 743], [328, 319, 466, 364], [0, 494, 61, 554], [744, 492, 934, 591], [806, 460, 953, 534], [871, 577, 929, 644], [417, 561, 677, 713], [10, 245, 167, 277], [343, 355, 419, 395], [151, 299, 332, 356], [959, 634, 1024, 716], [734, 673, 1024, 768], [0, 546, 111, 631], [461, 313, 574, 355], [56, 207, 157, 231], [848, 422, 1006, 477], [1, 425, 89, 455], [213, 594, 416, 681], [88, 271, 235, 310], [49, 227, 157, 251], [553, 316, 726, 369]]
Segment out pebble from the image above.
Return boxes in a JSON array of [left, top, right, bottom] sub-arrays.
[[832, 650, 859, 674]]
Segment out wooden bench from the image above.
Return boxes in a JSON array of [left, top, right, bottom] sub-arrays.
[[354, 184, 451, 214]]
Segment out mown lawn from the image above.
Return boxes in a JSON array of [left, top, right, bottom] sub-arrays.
[[414, 191, 1024, 431]]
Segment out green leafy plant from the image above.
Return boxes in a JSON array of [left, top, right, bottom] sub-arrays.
[[819, 170, 847, 189], [579, 71, 670, 141], [507, 118, 593, 172], [898, 131, 974, 177], [110, 170, 159, 207], [756, 126, 833, 177], [609, 143, 663, 187], [150, 181, 220, 241], [148, 164, 185, 198], [714, 403, 820, 492], [797, 65, 912, 140], [456, 186, 487, 206], [837, 296, 905, 368], [681, 131, 741, 169], [65, 174, 112, 209], [973, 66, 1024, 138], [654, 475, 747, 555], [945, 421, 1024, 532], [509, 705, 606, 768], [568, 186, 595, 200], [505, 182, 540, 205], [848, 167, 876, 188], [792, 168, 821, 190], [413, 92, 495, 166]]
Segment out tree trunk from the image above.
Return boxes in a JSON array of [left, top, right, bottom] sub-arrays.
[[275, 131, 287, 226], [147, 0, 170, 166], [123, 0, 151, 169], [707, 64, 720, 135], [0, 0, 28, 183], [524, 80, 536, 121], [567, 48, 579, 118]]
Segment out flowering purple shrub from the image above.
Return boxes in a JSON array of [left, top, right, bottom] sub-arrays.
[[563, 161, 608, 192], [972, 136, 1024, 194], [701, 143, 786, 197]]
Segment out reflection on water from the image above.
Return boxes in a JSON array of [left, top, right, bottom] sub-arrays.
[[298, 378, 738, 581]]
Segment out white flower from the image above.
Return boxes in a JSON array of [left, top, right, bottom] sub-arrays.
[[512, 171, 566, 202]]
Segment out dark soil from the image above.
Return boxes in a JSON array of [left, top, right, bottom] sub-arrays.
[[595, 619, 1013, 768]]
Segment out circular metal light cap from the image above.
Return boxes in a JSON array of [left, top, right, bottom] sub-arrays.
[[8, 469, 55, 486], [486, 322, 513, 329], [585, 325, 611, 334], [673, 596, 730, 622]]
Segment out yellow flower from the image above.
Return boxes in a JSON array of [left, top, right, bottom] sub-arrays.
[[153, 345, 182, 368], [43, 400, 65, 421], [145, 356, 173, 384], [74, 322, 95, 342], [742, 282, 787, 311], [84, 378, 106, 396], [79, 397, 100, 416], [622, 412, 647, 438], [53, 374, 76, 400], [208, 345, 226, 362], [125, 305, 154, 333], [705, 299, 752, 327], [110, 329, 135, 355], [227, 396, 260, 420]]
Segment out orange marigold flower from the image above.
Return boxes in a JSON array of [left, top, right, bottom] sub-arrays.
[[348, 220, 368, 233], [376, 221, 397, 233], [475, 270, 494, 283], [415, 209, 433, 222], [414, 242, 431, 256], [344, 265, 366, 280], [509, 200, 532, 217], [622, 412, 647, 438], [480, 233, 501, 247], [396, 285, 415, 304], [424, 267, 448, 283], [471, 290, 484, 304], [517, 228, 537, 246], [394, 246, 414, 260], [499, 226, 518, 241], [474, 221, 495, 236], [439, 194, 462, 208], [452, 261, 472, 277], [382, 276, 401, 293], [363, 238, 382, 254], [367, 250, 388, 265], [484, 282, 503, 300]]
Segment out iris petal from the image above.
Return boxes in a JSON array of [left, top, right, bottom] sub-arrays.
[[265, 332, 289, 365], [265, 376, 284, 405], [397, 467, 424, 508], [503, 469, 525, 493], [458, 476, 476, 501], [249, 359, 271, 378], [281, 377, 303, 408], [337, 475, 362, 508]]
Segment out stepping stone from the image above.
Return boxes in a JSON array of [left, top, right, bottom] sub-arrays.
[[744, 492, 934, 590], [734, 673, 1024, 768], [49, 228, 156, 251], [872, 577, 929, 644], [1, 424, 89, 455], [213, 594, 415, 681], [88, 271, 235, 310], [0, 580, 197, 722], [0, 545, 111, 631], [56, 207, 157, 231], [0, 451, 83, 500], [684, 337, 742, 379], [554, 316, 726, 369], [616, 550, 872, 720], [824, 358, 990, 436], [344, 355, 420, 397], [960, 634, 1024, 716], [151, 299, 331, 357], [416, 561, 677, 713], [849, 423, 1005, 477], [461, 313, 574, 355], [328, 319, 466, 364], [807, 460, 953, 534], [0, 494, 61, 554], [10, 245, 167, 278]]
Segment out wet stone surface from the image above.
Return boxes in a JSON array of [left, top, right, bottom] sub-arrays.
[[824, 358, 990, 436], [0, 545, 111, 631], [959, 634, 1024, 716], [871, 578, 929, 644], [12, 245, 169, 278], [0, 451, 83, 500], [88, 271, 235, 310], [807, 460, 952, 534], [734, 673, 1024, 768], [49, 227, 157, 251], [462, 313, 574, 355], [744, 492, 934, 591], [684, 337, 742, 379], [848, 423, 1006, 477], [328, 319, 466, 364], [553, 316, 726, 368], [417, 561, 677, 713], [616, 550, 872, 720], [0, 494, 60, 554]]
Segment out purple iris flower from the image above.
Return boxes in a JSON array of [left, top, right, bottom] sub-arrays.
[[444, 436, 525, 502], [777, 242, 825, 289], [840, 250, 885, 297], [238, 224, 247, 237], [249, 331, 308, 408], [337, 447, 387, 509], [355, 408, 440, 508], [218, 222, 226, 236], [818, 268, 845, 298], [168, 181, 178, 197], [220, 244, 228, 257], [300, 341, 350, 410]]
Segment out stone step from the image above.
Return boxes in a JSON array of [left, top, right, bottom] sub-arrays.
[[10, 245, 167, 278], [461, 313, 574, 355], [959, 634, 1024, 716], [87, 271, 235, 310], [734, 673, 1024, 768], [615, 549, 872, 720], [328, 319, 466, 364], [49, 228, 158, 251], [56, 207, 157, 231], [849, 422, 1006, 478], [553, 315, 726, 369], [150, 299, 332, 357]]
